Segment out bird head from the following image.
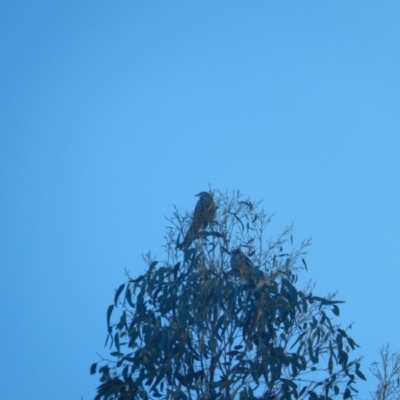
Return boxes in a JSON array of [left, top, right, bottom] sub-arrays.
[[196, 191, 211, 198]]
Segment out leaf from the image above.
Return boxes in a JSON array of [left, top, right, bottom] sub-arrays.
[[320, 311, 326, 325], [151, 368, 166, 391], [308, 391, 318, 400], [347, 337, 358, 350], [118, 311, 127, 330], [334, 385, 340, 395], [328, 354, 333, 374], [173, 262, 180, 275], [229, 211, 244, 231], [339, 350, 349, 368], [221, 246, 230, 255], [299, 386, 306, 396], [355, 363, 367, 380], [280, 378, 298, 389], [343, 387, 351, 399], [302, 258, 308, 270], [114, 332, 120, 353], [150, 261, 158, 270], [122, 365, 129, 381], [104, 332, 113, 348], [125, 286, 135, 308], [175, 372, 188, 387], [337, 329, 348, 338], [106, 305, 114, 333], [332, 305, 340, 316], [290, 331, 307, 350], [282, 278, 298, 303], [198, 231, 223, 239], [114, 284, 125, 306], [246, 238, 255, 247], [110, 351, 124, 357], [179, 391, 188, 400], [239, 200, 253, 210], [312, 296, 345, 306], [90, 363, 97, 375], [308, 339, 317, 364], [130, 275, 144, 283]]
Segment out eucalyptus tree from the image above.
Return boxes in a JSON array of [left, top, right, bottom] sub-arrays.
[[91, 190, 365, 400]]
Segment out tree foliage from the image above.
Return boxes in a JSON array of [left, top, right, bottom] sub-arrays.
[[370, 345, 400, 400], [91, 190, 365, 400]]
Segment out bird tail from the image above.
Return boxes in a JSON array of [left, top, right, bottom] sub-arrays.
[[177, 223, 200, 250]]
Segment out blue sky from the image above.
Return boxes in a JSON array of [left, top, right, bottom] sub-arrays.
[[1, 2, 399, 399]]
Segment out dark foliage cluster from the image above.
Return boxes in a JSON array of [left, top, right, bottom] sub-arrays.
[[91, 190, 365, 400]]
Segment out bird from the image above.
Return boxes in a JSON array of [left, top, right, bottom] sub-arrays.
[[230, 248, 254, 278], [179, 192, 217, 250]]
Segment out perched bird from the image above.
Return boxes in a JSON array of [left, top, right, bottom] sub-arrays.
[[179, 191, 217, 250], [230, 248, 254, 278]]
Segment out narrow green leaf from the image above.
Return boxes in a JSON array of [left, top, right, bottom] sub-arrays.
[[118, 311, 127, 330], [106, 305, 114, 333], [173, 262, 180, 275], [322, 299, 346, 306], [308, 339, 317, 363], [290, 331, 306, 350], [198, 231, 223, 239], [114, 332, 120, 353], [130, 275, 144, 283], [151, 369, 166, 391], [229, 211, 244, 231], [122, 365, 129, 381], [125, 287, 135, 308], [239, 200, 253, 210], [328, 354, 333, 374], [311, 295, 345, 306], [114, 284, 125, 306], [347, 337, 358, 349], [104, 332, 113, 348], [339, 350, 348, 367], [110, 351, 124, 357], [356, 369, 367, 380], [221, 246, 230, 255], [246, 238, 255, 246]]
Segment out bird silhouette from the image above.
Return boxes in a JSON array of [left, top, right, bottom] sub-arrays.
[[179, 191, 217, 250], [230, 248, 254, 278]]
